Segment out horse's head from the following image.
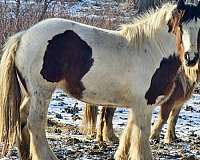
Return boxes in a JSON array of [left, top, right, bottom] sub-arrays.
[[145, 1, 200, 105], [167, 0, 200, 68]]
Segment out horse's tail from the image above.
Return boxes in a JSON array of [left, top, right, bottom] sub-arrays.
[[0, 31, 24, 155], [81, 104, 98, 135]]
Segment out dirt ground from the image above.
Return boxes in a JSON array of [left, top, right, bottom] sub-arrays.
[[46, 120, 200, 160], [6, 118, 199, 160], [2, 91, 200, 160]]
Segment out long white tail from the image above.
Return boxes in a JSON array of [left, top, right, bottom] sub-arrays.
[[0, 31, 24, 155]]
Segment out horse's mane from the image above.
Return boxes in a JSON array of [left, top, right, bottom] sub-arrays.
[[120, 3, 176, 47]]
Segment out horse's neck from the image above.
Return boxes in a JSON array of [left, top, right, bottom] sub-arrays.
[[153, 26, 177, 57]]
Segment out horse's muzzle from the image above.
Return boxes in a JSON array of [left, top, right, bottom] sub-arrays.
[[184, 52, 199, 67]]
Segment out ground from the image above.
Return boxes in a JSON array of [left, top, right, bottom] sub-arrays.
[[1, 90, 200, 160]]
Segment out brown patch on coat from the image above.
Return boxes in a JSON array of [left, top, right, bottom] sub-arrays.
[[168, 7, 199, 67], [145, 54, 181, 105], [167, 9, 185, 63], [160, 74, 184, 120], [160, 70, 195, 120], [40, 30, 94, 99]]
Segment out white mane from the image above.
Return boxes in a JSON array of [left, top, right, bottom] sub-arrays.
[[120, 3, 176, 47]]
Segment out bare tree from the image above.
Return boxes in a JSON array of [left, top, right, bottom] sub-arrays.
[[15, 0, 21, 31], [39, 0, 52, 21], [15, 0, 20, 18]]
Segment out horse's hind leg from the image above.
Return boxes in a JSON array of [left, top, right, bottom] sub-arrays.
[[97, 107, 118, 142], [17, 95, 31, 160], [96, 107, 106, 141], [81, 103, 98, 136], [27, 91, 58, 160], [164, 104, 182, 143]]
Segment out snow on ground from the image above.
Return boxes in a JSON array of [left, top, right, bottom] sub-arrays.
[[47, 90, 200, 159], [49, 90, 200, 139], [1, 90, 200, 160]]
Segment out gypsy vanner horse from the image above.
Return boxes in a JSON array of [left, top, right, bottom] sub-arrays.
[[0, 1, 199, 160], [150, 1, 200, 144], [82, 0, 200, 146]]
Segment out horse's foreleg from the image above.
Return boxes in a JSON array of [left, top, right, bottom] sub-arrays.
[[150, 113, 165, 140], [129, 106, 153, 160], [27, 94, 58, 160], [164, 104, 182, 143], [150, 100, 175, 140], [102, 107, 118, 142], [17, 96, 30, 160], [114, 110, 132, 160]]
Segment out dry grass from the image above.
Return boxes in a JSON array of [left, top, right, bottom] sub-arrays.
[[0, 1, 133, 51]]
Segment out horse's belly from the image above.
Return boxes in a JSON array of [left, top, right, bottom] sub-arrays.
[[79, 72, 133, 106]]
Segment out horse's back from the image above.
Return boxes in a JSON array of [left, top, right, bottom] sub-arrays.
[[14, 18, 123, 98]]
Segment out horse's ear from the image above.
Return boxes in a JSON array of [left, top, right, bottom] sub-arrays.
[[177, 0, 185, 10]]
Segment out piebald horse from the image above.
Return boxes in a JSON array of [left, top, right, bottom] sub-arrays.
[[0, 1, 199, 160], [83, 0, 200, 146], [151, 0, 200, 142]]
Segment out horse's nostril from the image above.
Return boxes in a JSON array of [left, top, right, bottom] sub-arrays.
[[184, 52, 190, 60], [195, 52, 200, 59], [184, 52, 199, 67]]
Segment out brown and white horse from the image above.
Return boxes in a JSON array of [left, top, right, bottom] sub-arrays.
[[0, 1, 199, 160], [83, 0, 200, 146], [150, 0, 200, 144]]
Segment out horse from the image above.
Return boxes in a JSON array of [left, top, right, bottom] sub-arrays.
[[0, 0, 199, 159], [150, 27, 200, 143], [82, 1, 200, 145]]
